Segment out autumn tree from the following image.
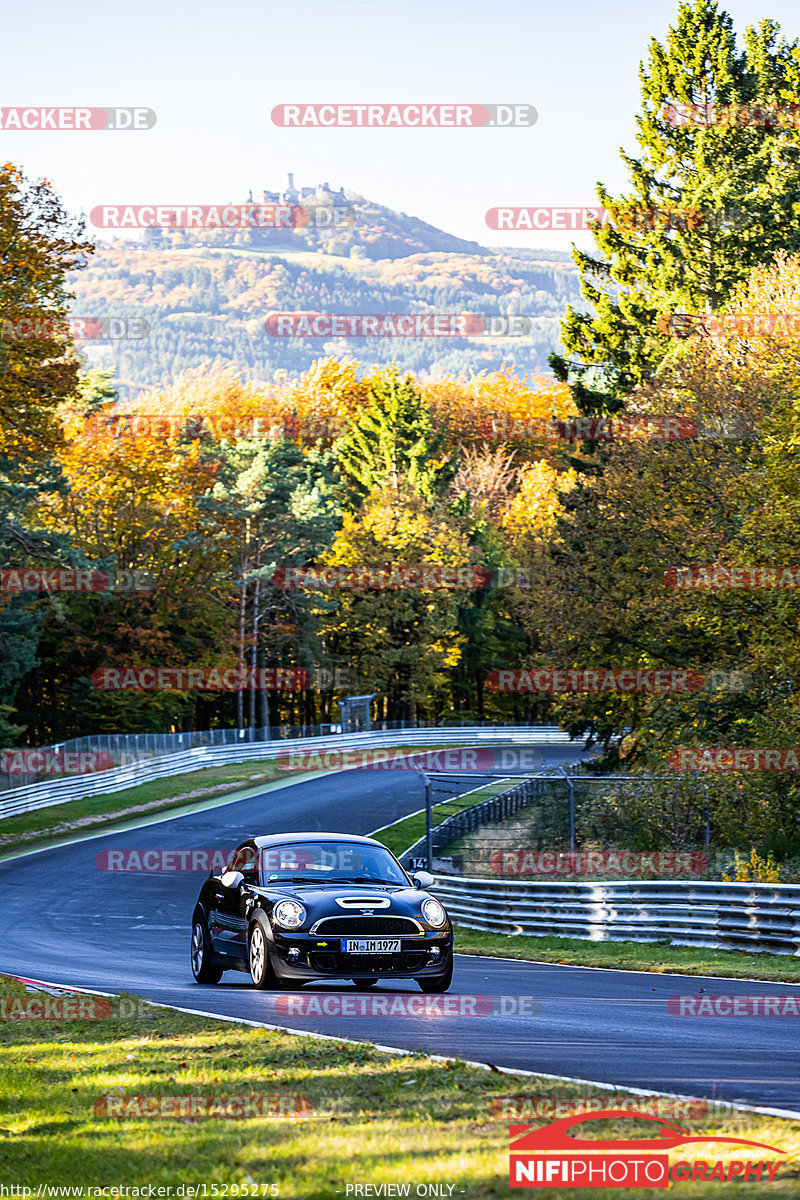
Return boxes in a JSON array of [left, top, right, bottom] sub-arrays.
[[208, 438, 340, 734], [0, 163, 93, 741], [322, 484, 471, 721]]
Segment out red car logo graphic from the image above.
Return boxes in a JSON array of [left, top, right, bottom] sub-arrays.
[[510, 1110, 785, 1155]]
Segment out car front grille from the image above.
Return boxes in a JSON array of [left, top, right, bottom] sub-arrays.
[[312, 916, 421, 936], [310, 952, 428, 973]]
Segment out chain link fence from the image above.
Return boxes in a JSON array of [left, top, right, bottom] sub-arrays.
[[402, 773, 722, 880]]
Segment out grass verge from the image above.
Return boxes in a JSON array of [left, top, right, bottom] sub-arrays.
[[1, 975, 798, 1197], [454, 929, 800, 982], [0, 760, 288, 857]]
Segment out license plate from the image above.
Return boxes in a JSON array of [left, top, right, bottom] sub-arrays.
[[342, 938, 401, 954]]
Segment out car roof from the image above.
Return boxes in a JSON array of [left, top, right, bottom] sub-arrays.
[[251, 832, 383, 848]]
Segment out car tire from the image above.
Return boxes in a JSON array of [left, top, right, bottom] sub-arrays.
[[249, 912, 278, 989], [352, 978, 378, 988], [191, 914, 222, 984], [415, 958, 453, 993]]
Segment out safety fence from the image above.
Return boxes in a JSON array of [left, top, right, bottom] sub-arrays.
[[430, 874, 800, 955], [399, 775, 554, 868], [401, 771, 717, 876]]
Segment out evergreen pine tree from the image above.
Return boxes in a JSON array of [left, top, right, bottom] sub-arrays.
[[334, 367, 446, 504], [551, 0, 800, 413]]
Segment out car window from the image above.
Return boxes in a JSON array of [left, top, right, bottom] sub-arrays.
[[228, 844, 258, 882], [258, 841, 408, 885]]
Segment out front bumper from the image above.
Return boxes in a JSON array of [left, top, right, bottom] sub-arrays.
[[270, 929, 453, 980]]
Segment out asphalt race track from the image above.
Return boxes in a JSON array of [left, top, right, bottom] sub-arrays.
[[2, 748, 799, 1116]]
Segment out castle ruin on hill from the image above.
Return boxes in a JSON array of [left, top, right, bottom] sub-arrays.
[[252, 173, 350, 205]]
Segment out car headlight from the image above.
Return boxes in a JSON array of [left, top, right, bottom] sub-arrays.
[[421, 897, 447, 927], [272, 900, 307, 929]]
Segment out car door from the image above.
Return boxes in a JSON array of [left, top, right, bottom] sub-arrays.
[[209, 843, 257, 961]]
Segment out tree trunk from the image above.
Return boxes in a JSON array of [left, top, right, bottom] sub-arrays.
[[249, 551, 261, 741], [237, 573, 247, 731]]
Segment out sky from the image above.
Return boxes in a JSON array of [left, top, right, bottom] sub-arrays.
[[2, 0, 799, 253]]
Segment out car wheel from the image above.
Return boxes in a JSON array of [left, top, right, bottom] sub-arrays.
[[415, 958, 453, 993], [191, 915, 222, 984], [249, 913, 277, 989], [352, 978, 378, 988]]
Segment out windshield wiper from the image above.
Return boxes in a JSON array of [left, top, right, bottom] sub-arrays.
[[264, 875, 320, 884], [335, 876, 394, 885]]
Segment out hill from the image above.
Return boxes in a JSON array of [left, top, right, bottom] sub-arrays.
[[70, 188, 584, 397]]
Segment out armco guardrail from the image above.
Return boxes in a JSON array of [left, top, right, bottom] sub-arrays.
[[17, 719, 559, 765], [0, 726, 577, 821], [431, 875, 800, 956]]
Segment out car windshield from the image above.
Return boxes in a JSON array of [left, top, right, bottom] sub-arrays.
[[256, 841, 408, 886]]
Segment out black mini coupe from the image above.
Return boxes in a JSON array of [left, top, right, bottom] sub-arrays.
[[190, 832, 453, 991]]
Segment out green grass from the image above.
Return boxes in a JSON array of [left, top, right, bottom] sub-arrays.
[[373, 778, 517, 857], [454, 930, 800, 982], [1, 975, 798, 1197]]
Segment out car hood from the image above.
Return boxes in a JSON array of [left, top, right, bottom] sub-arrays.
[[249, 882, 435, 918]]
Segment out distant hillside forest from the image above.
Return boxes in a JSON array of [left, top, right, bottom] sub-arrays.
[[69, 194, 582, 397]]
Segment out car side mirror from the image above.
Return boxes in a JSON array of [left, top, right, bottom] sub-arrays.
[[220, 870, 244, 888], [412, 870, 435, 889]]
